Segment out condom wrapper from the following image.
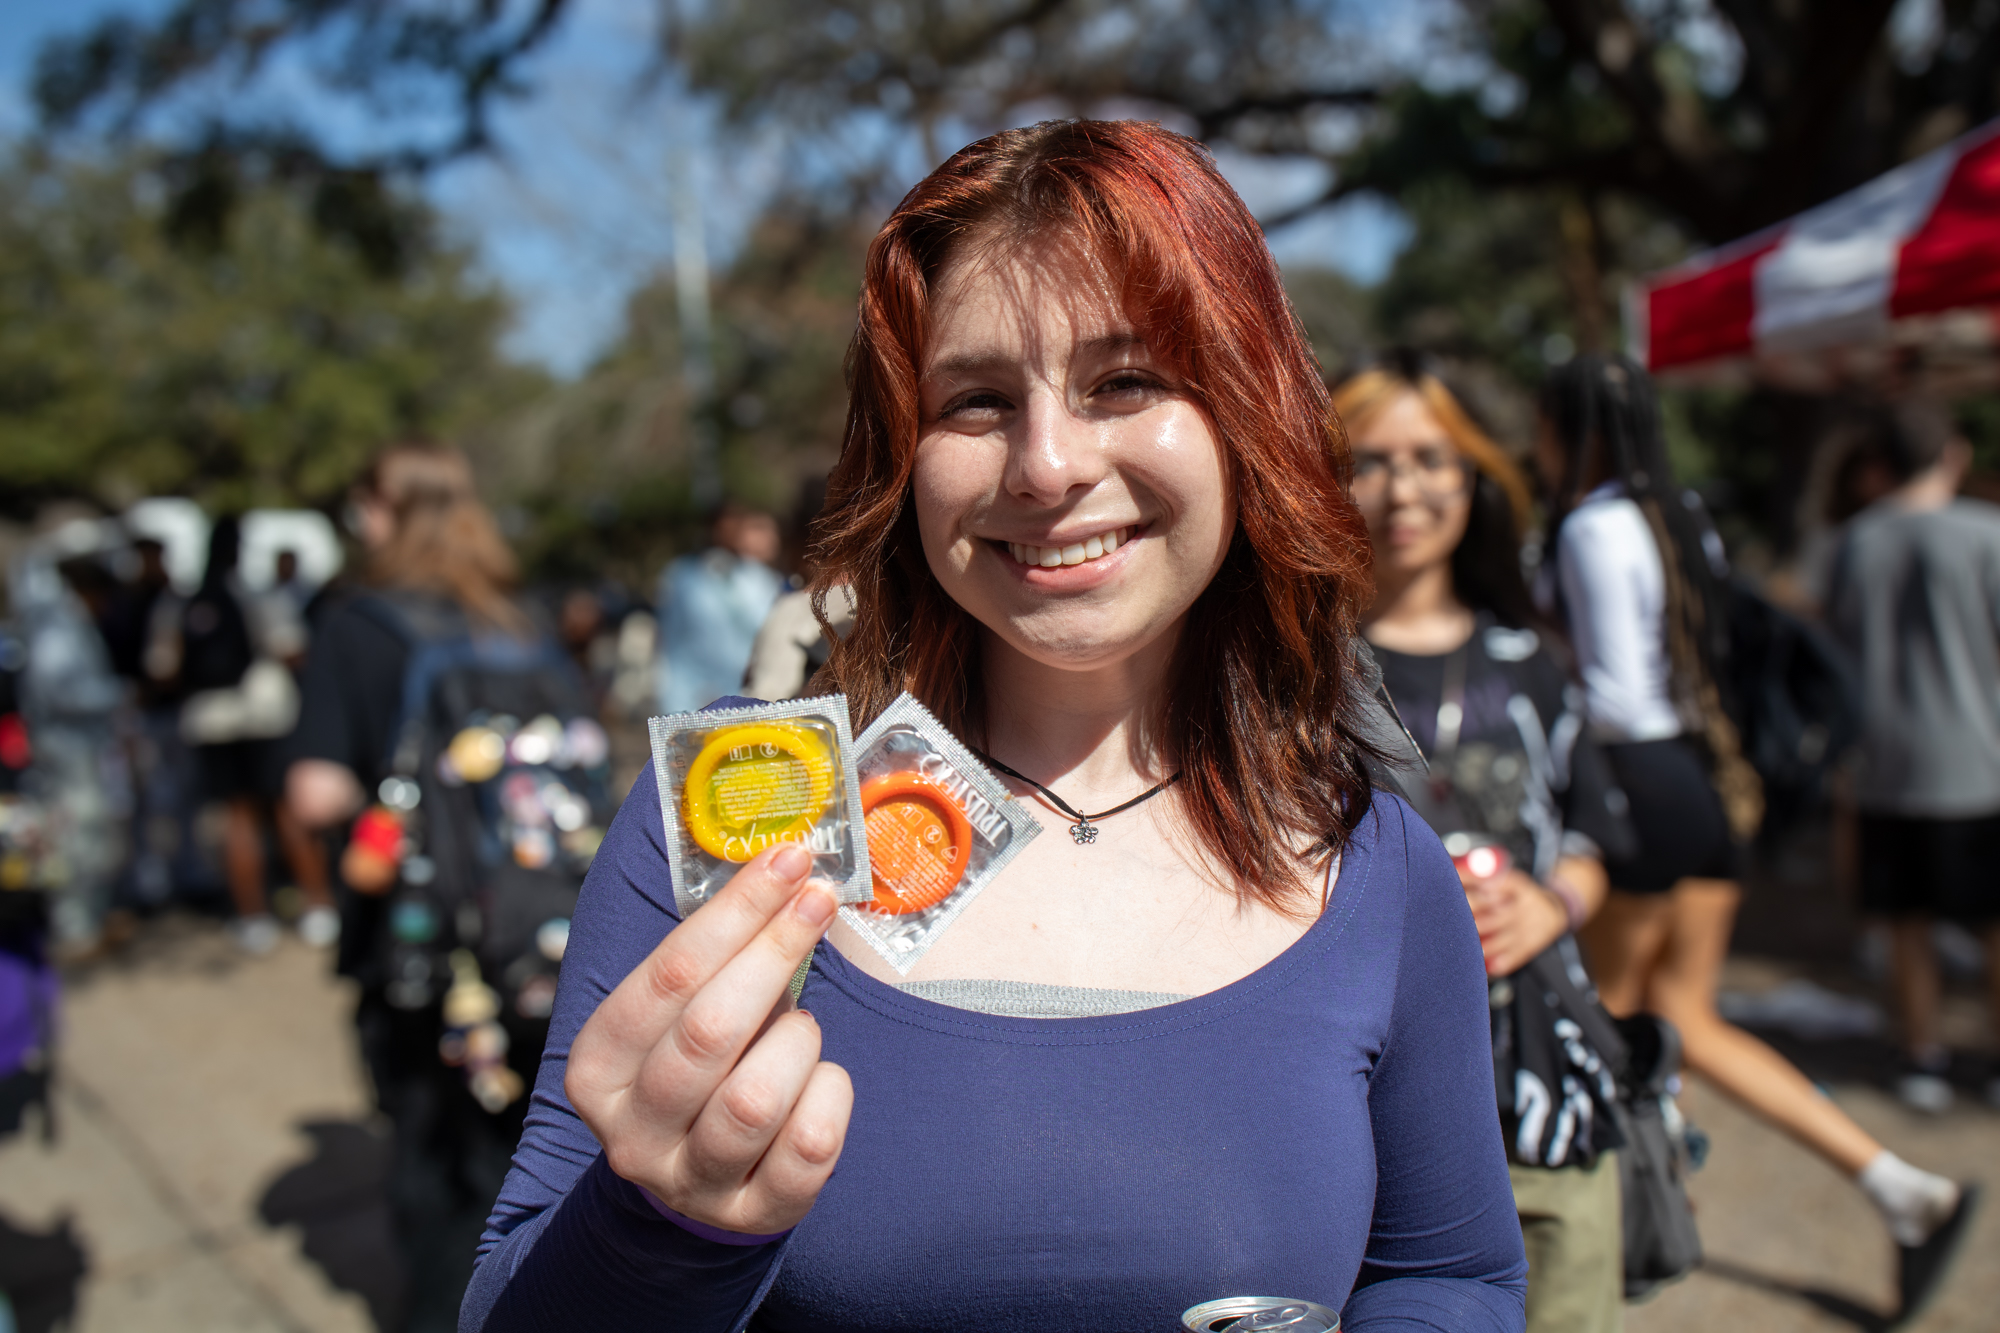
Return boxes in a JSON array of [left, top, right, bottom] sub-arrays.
[[842, 693, 1042, 974], [651, 696, 871, 918]]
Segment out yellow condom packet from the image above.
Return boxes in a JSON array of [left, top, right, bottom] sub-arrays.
[[842, 693, 1042, 974], [650, 696, 872, 917]]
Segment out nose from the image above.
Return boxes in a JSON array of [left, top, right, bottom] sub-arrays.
[[1382, 455, 1426, 504], [1002, 388, 1107, 507]]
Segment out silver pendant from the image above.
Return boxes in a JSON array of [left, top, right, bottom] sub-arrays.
[[1069, 821, 1098, 845]]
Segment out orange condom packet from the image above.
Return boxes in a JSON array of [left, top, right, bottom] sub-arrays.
[[650, 696, 872, 918], [843, 693, 1042, 974]]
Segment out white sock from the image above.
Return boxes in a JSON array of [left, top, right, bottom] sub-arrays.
[[1858, 1150, 1959, 1246]]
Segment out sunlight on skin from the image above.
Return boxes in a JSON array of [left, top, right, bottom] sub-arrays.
[[824, 234, 1317, 996], [1350, 391, 1476, 657], [911, 237, 1235, 691]]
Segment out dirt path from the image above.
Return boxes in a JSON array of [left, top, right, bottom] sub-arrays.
[[0, 917, 383, 1332], [1627, 1073, 1996, 1332]]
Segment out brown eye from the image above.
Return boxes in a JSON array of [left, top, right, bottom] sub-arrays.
[[1093, 371, 1163, 402], [940, 391, 1010, 420]]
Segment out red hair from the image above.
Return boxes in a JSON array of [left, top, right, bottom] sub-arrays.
[[811, 120, 1380, 905]]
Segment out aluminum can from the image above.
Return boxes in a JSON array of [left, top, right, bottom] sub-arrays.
[[1181, 1296, 1340, 1331], [1441, 829, 1511, 882]]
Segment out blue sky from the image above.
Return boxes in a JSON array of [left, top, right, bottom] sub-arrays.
[[1, 0, 1413, 377]]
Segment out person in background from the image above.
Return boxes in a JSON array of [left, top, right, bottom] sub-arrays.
[[1780, 426, 1904, 618], [744, 584, 856, 701], [99, 537, 197, 907], [1539, 356, 1974, 1323], [654, 503, 785, 714], [744, 477, 853, 701], [97, 538, 172, 686], [1340, 354, 1629, 1333], [268, 549, 312, 623], [286, 443, 545, 1333], [9, 534, 126, 958], [172, 518, 334, 953], [1827, 401, 2000, 1115], [256, 548, 314, 675], [254, 546, 334, 939], [557, 586, 613, 712]]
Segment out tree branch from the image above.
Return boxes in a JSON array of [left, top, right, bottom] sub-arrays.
[[1193, 86, 1383, 139]]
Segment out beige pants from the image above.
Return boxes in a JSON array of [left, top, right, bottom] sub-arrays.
[[1510, 1150, 1624, 1333]]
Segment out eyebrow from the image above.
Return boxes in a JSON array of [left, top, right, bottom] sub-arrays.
[[924, 331, 1150, 382]]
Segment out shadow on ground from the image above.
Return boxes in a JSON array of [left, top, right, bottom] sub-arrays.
[[1701, 1258, 1893, 1331], [258, 1118, 405, 1331], [0, 1210, 87, 1333]]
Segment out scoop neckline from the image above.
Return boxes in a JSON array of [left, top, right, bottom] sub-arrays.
[[802, 801, 1388, 1045]]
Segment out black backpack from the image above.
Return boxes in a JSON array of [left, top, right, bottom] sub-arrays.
[[1611, 1013, 1708, 1300], [1724, 585, 1862, 833], [178, 585, 255, 695], [353, 594, 611, 1035]]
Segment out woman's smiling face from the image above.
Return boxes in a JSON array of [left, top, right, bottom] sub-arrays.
[[912, 237, 1234, 675]]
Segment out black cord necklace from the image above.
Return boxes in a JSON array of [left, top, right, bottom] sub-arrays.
[[970, 750, 1181, 845]]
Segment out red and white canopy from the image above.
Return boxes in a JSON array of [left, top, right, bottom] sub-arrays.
[[1629, 118, 2000, 388]]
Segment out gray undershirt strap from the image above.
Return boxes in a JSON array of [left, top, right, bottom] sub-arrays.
[[893, 978, 1191, 1018], [891, 853, 1341, 1019]]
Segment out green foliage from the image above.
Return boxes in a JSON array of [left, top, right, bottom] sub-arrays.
[[0, 149, 541, 516], [485, 207, 868, 586], [1371, 179, 1578, 385], [1281, 267, 1375, 384]]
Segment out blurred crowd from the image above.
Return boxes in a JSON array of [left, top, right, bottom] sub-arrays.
[[0, 447, 837, 1329]]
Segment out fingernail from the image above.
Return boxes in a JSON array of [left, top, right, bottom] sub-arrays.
[[792, 884, 836, 927], [771, 843, 812, 880], [797, 1009, 818, 1027]]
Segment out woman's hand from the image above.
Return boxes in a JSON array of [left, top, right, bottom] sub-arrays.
[[1460, 867, 1569, 977], [566, 842, 852, 1237]]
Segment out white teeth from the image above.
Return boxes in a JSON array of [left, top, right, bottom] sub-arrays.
[[1010, 527, 1131, 568]]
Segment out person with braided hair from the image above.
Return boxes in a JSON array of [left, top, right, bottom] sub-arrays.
[[1536, 355, 1973, 1323]]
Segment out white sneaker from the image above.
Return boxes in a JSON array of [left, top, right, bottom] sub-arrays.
[[297, 906, 340, 949], [1896, 1071, 1955, 1116], [233, 915, 282, 956]]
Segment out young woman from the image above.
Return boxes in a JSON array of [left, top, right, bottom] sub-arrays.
[[464, 122, 1527, 1332], [1340, 356, 1630, 1333], [175, 515, 336, 954], [1539, 356, 1974, 1321], [287, 443, 551, 1333]]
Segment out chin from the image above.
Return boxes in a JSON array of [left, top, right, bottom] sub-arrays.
[[990, 610, 1178, 675]]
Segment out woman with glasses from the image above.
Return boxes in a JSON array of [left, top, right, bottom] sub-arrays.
[[1539, 355, 1972, 1323], [1339, 355, 1632, 1333]]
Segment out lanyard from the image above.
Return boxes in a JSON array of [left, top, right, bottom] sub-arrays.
[[1429, 643, 1469, 802]]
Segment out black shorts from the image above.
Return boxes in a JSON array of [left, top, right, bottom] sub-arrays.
[[1858, 812, 2000, 922], [196, 739, 282, 802], [1600, 737, 1742, 893]]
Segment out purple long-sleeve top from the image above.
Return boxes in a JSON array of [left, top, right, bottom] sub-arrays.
[[463, 734, 1527, 1332]]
